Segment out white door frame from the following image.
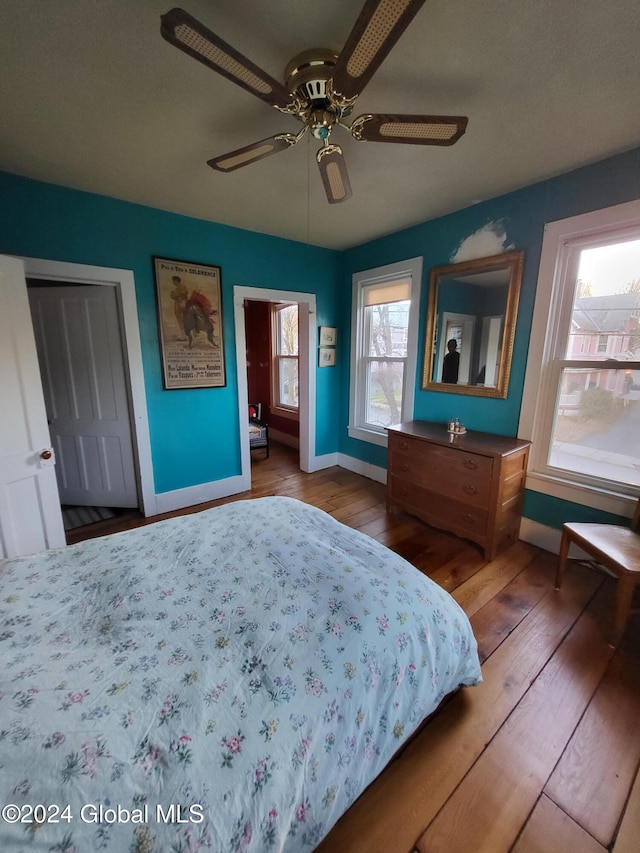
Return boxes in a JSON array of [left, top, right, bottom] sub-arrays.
[[21, 257, 156, 516], [234, 286, 317, 481], [438, 312, 475, 384]]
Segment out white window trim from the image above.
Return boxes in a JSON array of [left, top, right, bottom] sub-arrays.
[[348, 257, 423, 447], [270, 303, 299, 418], [519, 199, 640, 517]]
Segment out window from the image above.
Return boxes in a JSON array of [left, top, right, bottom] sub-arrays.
[[520, 200, 640, 512], [272, 303, 299, 411], [349, 258, 422, 446]]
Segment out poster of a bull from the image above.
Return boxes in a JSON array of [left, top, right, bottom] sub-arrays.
[[153, 256, 226, 389]]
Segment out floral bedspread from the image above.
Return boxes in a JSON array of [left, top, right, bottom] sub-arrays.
[[0, 496, 481, 852]]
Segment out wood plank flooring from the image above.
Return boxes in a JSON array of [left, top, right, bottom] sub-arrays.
[[68, 442, 640, 852]]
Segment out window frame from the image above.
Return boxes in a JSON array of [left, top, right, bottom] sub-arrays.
[[519, 199, 640, 516], [271, 302, 299, 418], [348, 257, 423, 447]]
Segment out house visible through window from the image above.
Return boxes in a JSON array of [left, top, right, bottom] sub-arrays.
[[272, 303, 299, 410], [521, 201, 640, 509], [548, 239, 640, 487], [349, 257, 422, 446]]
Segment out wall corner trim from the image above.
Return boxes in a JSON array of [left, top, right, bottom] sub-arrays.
[[306, 452, 339, 472], [302, 452, 387, 485]]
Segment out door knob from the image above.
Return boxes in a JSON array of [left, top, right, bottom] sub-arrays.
[[40, 449, 52, 460]]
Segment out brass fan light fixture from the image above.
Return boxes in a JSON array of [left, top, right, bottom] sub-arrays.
[[161, 0, 468, 204]]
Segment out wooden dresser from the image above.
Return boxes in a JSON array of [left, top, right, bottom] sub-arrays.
[[387, 421, 531, 560]]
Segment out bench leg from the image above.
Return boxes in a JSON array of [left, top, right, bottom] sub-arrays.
[[611, 575, 636, 647], [556, 527, 571, 589]]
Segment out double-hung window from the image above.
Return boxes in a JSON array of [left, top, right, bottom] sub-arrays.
[[272, 303, 299, 412], [520, 200, 640, 513], [348, 257, 422, 446]]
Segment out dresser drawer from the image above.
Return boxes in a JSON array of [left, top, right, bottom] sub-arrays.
[[389, 435, 493, 479], [389, 476, 488, 537], [389, 451, 491, 507], [389, 433, 493, 482]]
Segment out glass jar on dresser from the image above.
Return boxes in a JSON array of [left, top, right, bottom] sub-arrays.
[[386, 421, 531, 560]]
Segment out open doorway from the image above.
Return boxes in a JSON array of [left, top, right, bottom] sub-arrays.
[[245, 299, 300, 466], [234, 285, 317, 485], [435, 312, 475, 384]]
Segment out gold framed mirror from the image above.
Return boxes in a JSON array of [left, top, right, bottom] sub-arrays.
[[422, 250, 523, 398]]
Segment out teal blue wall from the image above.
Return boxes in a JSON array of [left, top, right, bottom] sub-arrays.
[[0, 172, 341, 494], [340, 146, 640, 527], [523, 490, 628, 528], [2, 146, 639, 525]]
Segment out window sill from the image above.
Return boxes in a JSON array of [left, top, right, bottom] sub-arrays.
[[347, 425, 388, 447], [271, 406, 299, 421], [525, 470, 636, 518]]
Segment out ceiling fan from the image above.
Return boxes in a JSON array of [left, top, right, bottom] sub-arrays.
[[160, 0, 468, 204]]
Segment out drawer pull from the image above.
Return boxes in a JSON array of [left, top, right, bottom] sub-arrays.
[[399, 440, 409, 451], [462, 484, 477, 495], [461, 513, 475, 524], [400, 486, 409, 496], [400, 462, 410, 472], [463, 459, 479, 470]]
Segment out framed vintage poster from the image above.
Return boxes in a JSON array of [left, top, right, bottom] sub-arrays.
[[153, 256, 226, 389]]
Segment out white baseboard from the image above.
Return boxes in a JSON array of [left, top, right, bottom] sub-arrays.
[[154, 474, 250, 515], [337, 453, 387, 485], [258, 446, 388, 484], [269, 428, 299, 449], [151, 451, 381, 514], [518, 517, 596, 561], [519, 518, 561, 554]]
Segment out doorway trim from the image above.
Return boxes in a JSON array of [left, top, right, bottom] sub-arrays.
[[234, 286, 317, 481], [21, 257, 156, 516]]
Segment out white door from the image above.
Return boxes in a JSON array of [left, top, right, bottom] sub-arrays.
[[0, 255, 66, 558], [28, 285, 138, 508]]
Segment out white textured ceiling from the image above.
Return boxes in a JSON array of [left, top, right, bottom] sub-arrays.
[[1, 0, 639, 250]]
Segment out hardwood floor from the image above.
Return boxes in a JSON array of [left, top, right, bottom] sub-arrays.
[[69, 442, 640, 852]]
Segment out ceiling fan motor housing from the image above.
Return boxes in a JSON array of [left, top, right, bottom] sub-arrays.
[[285, 49, 339, 105], [286, 49, 356, 138]]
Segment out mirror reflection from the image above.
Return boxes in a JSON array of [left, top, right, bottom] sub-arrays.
[[422, 250, 523, 398]]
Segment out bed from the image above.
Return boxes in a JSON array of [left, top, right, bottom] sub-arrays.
[[0, 496, 481, 852]]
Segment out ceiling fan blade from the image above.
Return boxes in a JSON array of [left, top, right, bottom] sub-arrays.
[[351, 113, 468, 145], [161, 8, 298, 112], [331, 0, 427, 105], [316, 144, 352, 204], [207, 133, 300, 172]]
